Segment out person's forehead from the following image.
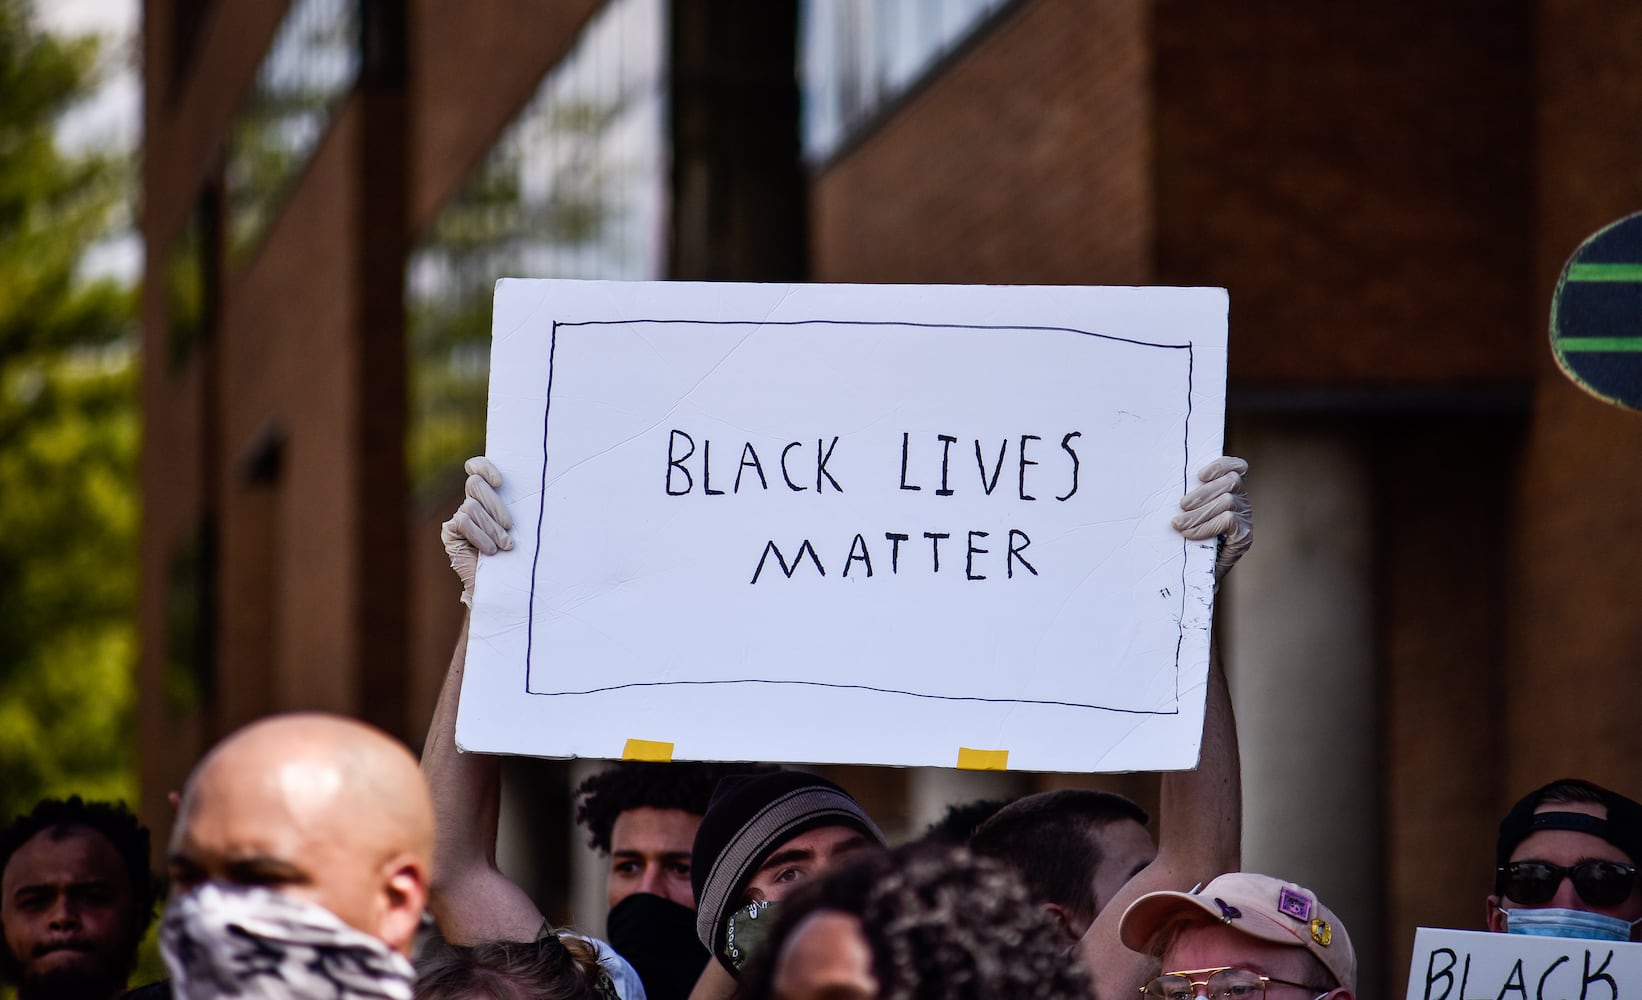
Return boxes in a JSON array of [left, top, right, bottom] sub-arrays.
[[770, 824, 866, 856], [611, 807, 701, 854], [1510, 826, 1634, 865], [774, 910, 875, 997], [1161, 922, 1309, 979], [1537, 800, 1606, 820], [172, 762, 324, 861], [2, 825, 129, 893]]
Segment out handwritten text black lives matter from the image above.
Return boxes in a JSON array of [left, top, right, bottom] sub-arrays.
[[664, 429, 1084, 584]]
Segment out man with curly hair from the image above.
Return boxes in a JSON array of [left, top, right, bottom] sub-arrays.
[[575, 761, 768, 911], [0, 796, 163, 1000]]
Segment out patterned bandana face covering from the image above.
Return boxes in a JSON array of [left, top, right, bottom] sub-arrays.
[[722, 900, 778, 974], [161, 883, 415, 1000]]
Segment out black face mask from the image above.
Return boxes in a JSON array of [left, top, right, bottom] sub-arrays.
[[605, 893, 709, 1000]]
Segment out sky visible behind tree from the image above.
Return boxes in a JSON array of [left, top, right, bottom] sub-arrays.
[[36, 0, 139, 283]]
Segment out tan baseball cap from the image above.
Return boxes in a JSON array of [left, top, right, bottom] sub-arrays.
[[1118, 872, 1356, 994]]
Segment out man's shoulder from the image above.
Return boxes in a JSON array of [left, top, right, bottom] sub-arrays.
[[125, 980, 173, 1000]]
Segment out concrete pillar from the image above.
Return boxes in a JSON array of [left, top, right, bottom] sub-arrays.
[[1226, 418, 1381, 998]]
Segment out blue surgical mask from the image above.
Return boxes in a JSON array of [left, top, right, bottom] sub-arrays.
[[1501, 906, 1642, 941]]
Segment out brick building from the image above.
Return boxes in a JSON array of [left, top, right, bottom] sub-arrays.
[[140, 1, 1642, 991]]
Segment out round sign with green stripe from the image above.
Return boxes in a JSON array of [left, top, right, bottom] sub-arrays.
[[1551, 211, 1642, 409]]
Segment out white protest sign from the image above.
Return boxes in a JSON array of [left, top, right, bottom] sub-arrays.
[[458, 279, 1227, 772], [1407, 928, 1638, 1000]]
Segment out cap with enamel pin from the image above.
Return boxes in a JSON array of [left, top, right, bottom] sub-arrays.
[[1119, 872, 1356, 995]]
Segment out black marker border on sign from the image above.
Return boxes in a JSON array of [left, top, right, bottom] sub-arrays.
[[523, 318, 1196, 714]]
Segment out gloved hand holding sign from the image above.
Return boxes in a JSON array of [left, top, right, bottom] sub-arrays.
[[440, 456, 513, 606], [1171, 456, 1251, 582]]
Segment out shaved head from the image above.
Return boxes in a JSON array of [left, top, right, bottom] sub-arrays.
[[169, 713, 434, 956]]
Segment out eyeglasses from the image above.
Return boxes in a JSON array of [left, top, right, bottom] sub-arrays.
[[1141, 967, 1330, 1000], [1497, 860, 1640, 907]]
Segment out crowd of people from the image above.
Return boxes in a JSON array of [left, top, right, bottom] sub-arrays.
[[5, 455, 1640, 999]]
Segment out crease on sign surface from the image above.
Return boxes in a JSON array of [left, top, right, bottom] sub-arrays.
[[544, 325, 760, 485], [492, 281, 548, 347], [759, 284, 798, 324], [631, 328, 668, 364], [1091, 708, 1154, 770], [476, 618, 530, 643], [1111, 670, 1207, 768]]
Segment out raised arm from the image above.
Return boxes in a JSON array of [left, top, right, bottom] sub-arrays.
[[1077, 457, 1248, 1000], [421, 459, 545, 943], [685, 959, 739, 1000]]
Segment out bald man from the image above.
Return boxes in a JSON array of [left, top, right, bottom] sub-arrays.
[[162, 713, 434, 998]]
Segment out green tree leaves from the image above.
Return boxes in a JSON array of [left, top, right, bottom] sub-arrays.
[[0, 0, 138, 824]]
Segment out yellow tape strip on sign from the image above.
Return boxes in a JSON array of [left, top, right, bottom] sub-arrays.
[[622, 739, 675, 762], [956, 747, 1009, 771]]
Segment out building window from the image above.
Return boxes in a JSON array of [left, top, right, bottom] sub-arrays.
[[164, 187, 220, 371], [801, 0, 1014, 161], [169, 0, 218, 102], [405, 0, 667, 496], [226, 0, 360, 262]]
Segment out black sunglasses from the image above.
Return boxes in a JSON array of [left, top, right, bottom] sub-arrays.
[[1497, 860, 1640, 907]]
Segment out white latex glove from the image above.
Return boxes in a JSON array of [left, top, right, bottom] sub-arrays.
[[1171, 456, 1251, 582], [440, 456, 513, 606]]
